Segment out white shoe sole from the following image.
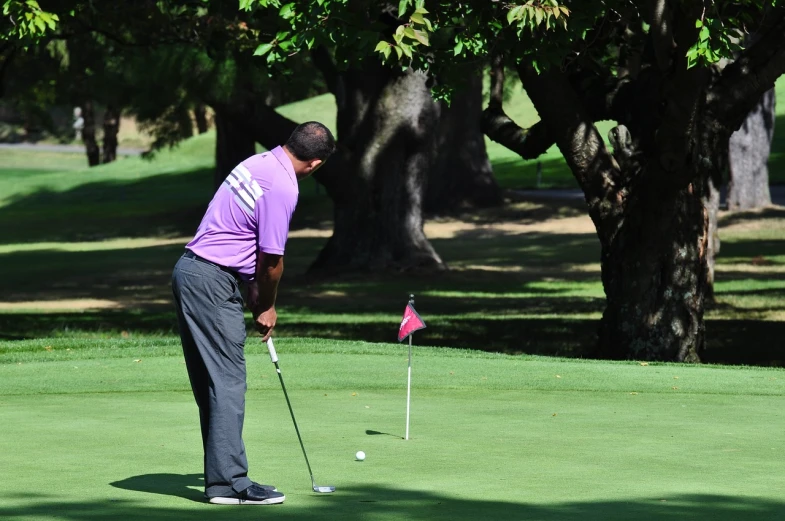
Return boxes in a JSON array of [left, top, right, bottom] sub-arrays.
[[209, 494, 285, 505]]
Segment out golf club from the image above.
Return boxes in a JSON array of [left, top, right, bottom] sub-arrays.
[[266, 337, 335, 494]]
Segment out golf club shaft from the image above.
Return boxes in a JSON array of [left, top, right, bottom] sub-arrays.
[[267, 340, 316, 485]]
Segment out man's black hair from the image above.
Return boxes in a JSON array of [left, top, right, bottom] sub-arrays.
[[285, 121, 337, 161]]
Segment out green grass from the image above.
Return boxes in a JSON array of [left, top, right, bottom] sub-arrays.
[[1, 79, 785, 366], [1, 338, 784, 521], [2, 84, 785, 520], [768, 77, 785, 183]]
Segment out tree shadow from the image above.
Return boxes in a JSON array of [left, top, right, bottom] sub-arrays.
[[0, 168, 214, 245], [703, 319, 785, 366], [0, 165, 333, 245], [719, 238, 785, 260], [718, 206, 785, 228], [0, 488, 783, 521], [428, 188, 589, 224], [433, 231, 600, 268]]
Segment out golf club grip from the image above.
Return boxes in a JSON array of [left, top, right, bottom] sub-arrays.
[[266, 338, 279, 363]]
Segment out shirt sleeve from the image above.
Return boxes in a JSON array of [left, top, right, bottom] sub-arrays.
[[256, 177, 296, 255]]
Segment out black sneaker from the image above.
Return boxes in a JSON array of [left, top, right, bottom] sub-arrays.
[[251, 482, 278, 492], [208, 484, 285, 505], [203, 483, 277, 500]]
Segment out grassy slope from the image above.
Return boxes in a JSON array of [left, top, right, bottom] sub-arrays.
[[1, 339, 784, 521]]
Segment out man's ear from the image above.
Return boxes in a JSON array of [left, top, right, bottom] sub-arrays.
[[307, 159, 323, 172]]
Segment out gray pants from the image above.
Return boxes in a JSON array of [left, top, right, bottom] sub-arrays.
[[171, 253, 253, 497]]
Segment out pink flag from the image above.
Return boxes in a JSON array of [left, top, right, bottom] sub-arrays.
[[398, 303, 426, 342]]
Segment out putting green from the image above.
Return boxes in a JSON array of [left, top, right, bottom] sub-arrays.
[[1, 338, 784, 520]]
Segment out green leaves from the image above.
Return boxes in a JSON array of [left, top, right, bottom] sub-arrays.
[[506, 1, 569, 36], [236, 0, 774, 88], [375, 6, 432, 64], [686, 17, 744, 69], [279, 2, 295, 19], [398, 0, 409, 18], [2, 0, 60, 43], [375, 40, 392, 60], [253, 42, 273, 56]]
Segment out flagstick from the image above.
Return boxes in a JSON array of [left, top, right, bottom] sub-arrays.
[[405, 294, 415, 440], [405, 331, 412, 440]]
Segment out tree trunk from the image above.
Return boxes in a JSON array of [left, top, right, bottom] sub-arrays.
[[212, 105, 256, 189], [426, 75, 502, 214], [310, 64, 445, 272], [194, 103, 209, 134], [596, 178, 707, 362], [727, 88, 776, 210], [520, 65, 710, 363], [102, 104, 120, 164], [703, 177, 721, 302], [82, 100, 100, 167]]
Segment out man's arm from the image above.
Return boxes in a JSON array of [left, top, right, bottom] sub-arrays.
[[249, 251, 284, 341]]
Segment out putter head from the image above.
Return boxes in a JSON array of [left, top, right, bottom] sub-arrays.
[[313, 485, 335, 493]]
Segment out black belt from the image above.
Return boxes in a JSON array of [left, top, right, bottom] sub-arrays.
[[183, 250, 240, 282]]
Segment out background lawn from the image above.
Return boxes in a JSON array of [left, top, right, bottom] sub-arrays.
[[1, 338, 784, 521], [1, 78, 785, 365]]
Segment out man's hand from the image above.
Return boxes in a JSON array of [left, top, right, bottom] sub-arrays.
[[254, 307, 277, 341]]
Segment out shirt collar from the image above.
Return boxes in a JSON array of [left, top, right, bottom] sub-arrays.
[[271, 146, 297, 187]]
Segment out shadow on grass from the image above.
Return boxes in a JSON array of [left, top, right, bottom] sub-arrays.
[[111, 473, 205, 503], [719, 239, 785, 260], [4, 170, 785, 366], [0, 232, 601, 307], [0, 168, 214, 244], [2, 487, 783, 521], [0, 166, 333, 245], [0, 244, 189, 307], [281, 316, 598, 357], [433, 231, 599, 268], [703, 320, 785, 367], [365, 429, 400, 438], [4, 308, 785, 366], [428, 190, 589, 223], [718, 206, 785, 228]]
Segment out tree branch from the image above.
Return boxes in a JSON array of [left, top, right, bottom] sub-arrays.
[[481, 59, 639, 162], [481, 55, 554, 160], [211, 98, 350, 198], [517, 64, 623, 237], [487, 53, 504, 110], [648, 0, 675, 71], [712, 6, 785, 132], [481, 110, 553, 161]]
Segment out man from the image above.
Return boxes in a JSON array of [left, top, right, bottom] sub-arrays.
[[171, 121, 336, 505]]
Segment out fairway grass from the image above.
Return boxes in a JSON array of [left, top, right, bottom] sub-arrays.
[[1, 338, 784, 521]]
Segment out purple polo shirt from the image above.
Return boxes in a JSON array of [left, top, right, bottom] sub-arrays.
[[186, 146, 299, 280]]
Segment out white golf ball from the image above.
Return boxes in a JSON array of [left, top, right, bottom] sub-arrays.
[[355, 450, 366, 461]]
